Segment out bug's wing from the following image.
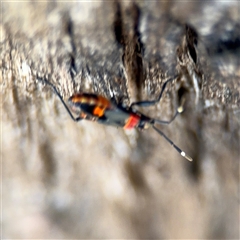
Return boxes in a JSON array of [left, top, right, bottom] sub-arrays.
[[94, 106, 129, 127]]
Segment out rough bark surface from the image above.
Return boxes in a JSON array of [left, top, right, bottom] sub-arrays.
[[1, 1, 239, 238]]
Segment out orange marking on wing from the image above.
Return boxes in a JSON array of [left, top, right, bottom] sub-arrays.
[[71, 95, 88, 104], [92, 96, 112, 117], [93, 106, 105, 117], [97, 96, 111, 108], [70, 94, 111, 108], [124, 114, 140, 129]]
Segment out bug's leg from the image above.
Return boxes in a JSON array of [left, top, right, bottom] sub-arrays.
[[38, 78, 82, 122], [153, 111, 179, 125], [130, 75, 177, 108], [152, 125, 193, 162]]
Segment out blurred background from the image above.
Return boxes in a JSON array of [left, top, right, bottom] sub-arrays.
[[1, 1, 239, 238]]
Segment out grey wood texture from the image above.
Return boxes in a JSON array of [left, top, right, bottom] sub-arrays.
[[1, 1, 239, 238]]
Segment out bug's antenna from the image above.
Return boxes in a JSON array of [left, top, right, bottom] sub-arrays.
[[153, 95, 186, 125], [152, 125, 193, 161], [38, 78, 82, 122]]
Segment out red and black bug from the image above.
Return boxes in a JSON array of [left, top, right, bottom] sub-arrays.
[[39, 77, 192, 161]]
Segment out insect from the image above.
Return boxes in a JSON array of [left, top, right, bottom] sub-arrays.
[[39, 77, 193, 161]]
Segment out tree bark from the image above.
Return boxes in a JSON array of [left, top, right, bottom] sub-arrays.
[[1, 1, 239, 238]]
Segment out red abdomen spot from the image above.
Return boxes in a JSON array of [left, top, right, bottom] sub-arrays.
[[124, 114, 140, 129]]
